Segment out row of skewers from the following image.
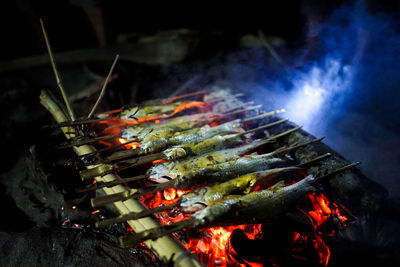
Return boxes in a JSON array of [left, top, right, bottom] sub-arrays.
[[50, 89, 359, 249]]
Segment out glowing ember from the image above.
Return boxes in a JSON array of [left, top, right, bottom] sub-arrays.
[[93, 95, 352, 266], [117, 138, 141, 149], [137, 178, 350, 266], [163, 188, 176, 200], [313, 235, 331, 266], [308, 193, 349, 227], [152, 159, 166, 165]]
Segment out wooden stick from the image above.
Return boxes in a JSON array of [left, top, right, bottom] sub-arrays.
[[223, 104, 262, 116], [40, 90, 201, 266], [239, 118, 288, 136], [272, 136, 325, 156], [162, 89, 208, 104], [96, 202, 180, 228], [75, 174, 148, 193], [40, 19, 75, 121], [243, 108, 286, 122], [297, 153, 331, 168], [258, 30, 284, 65], [88, 54, 120, 119], [314, 162, 361, 183], [57, 133, 121, 149], [120, 218, 196, 248]]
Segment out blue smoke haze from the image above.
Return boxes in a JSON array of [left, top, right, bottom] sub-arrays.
[[235, 2, 400, 197]]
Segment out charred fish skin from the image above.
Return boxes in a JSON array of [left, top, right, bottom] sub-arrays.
[[173, 155, 285, 190], [120, 100, 195, 119], [140, 138, 169, 154], [162, 133, 244, 161], [179, 167, 300, 213], [148, 139, 273, 183], [120, 113, 217, 141], [140, 120, 243, 154], [121, 122, 188, 142], [193, 175, 317, 227], [167, 119, 243, 146]]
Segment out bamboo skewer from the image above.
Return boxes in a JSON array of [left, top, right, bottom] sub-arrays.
[[40, 90, 202, 267], [75, 174, 148, 193], [87, 54, 120, 119], [40, 19, 75, 121], [95, 153, 332, 228], [57, 133, 123, 149]]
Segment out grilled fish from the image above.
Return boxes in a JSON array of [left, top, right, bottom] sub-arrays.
[[94, 166, 301, 228], [119, 162, 359, 247]]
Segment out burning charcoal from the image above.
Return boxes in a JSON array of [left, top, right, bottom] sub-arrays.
[[119, 163, 358, 246]]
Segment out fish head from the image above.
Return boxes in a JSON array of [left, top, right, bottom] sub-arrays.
[[163, 147, 187, 160], [148, 163, 178, 183], [180, 187, 208, 213]]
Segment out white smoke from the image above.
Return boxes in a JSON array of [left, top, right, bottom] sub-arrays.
[[285, 58, 353, 133]]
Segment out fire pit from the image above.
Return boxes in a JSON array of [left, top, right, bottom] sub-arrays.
[[2, 13, 400, 267], [38, 81, 366, 267]]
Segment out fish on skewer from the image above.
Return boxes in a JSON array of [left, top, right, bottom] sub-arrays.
[[90, 155, 285, 207], [79, 120, 291, 180], [87, 89, 209, 118], [95, 153, 331, 228], [44, 99, 208, 128], [76, 128, 313, 193], [58, 112, 220, 149], [94, 91, 244, 119], [118, 91, 245, 120], [148, 136, 324, 183], [94, 167, 297, 228], [178, 153, 332, 213], [90, 129, 323, 208], [118, 162, 360, 247], [94, 169, 294, 228], [59, 106, 284, 150], [104, 111, 287, 163], [119, 100, 208, 121], [46, 90, 243, 129]]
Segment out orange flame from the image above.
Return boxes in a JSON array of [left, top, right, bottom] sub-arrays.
[[124, 101, 207, 124], [152, 159, 166, 165], [94, 99, 352, 266], [118, 138, 141, 149]]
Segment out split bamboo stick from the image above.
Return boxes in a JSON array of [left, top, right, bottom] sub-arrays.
[[40, 90, 202, 267]]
